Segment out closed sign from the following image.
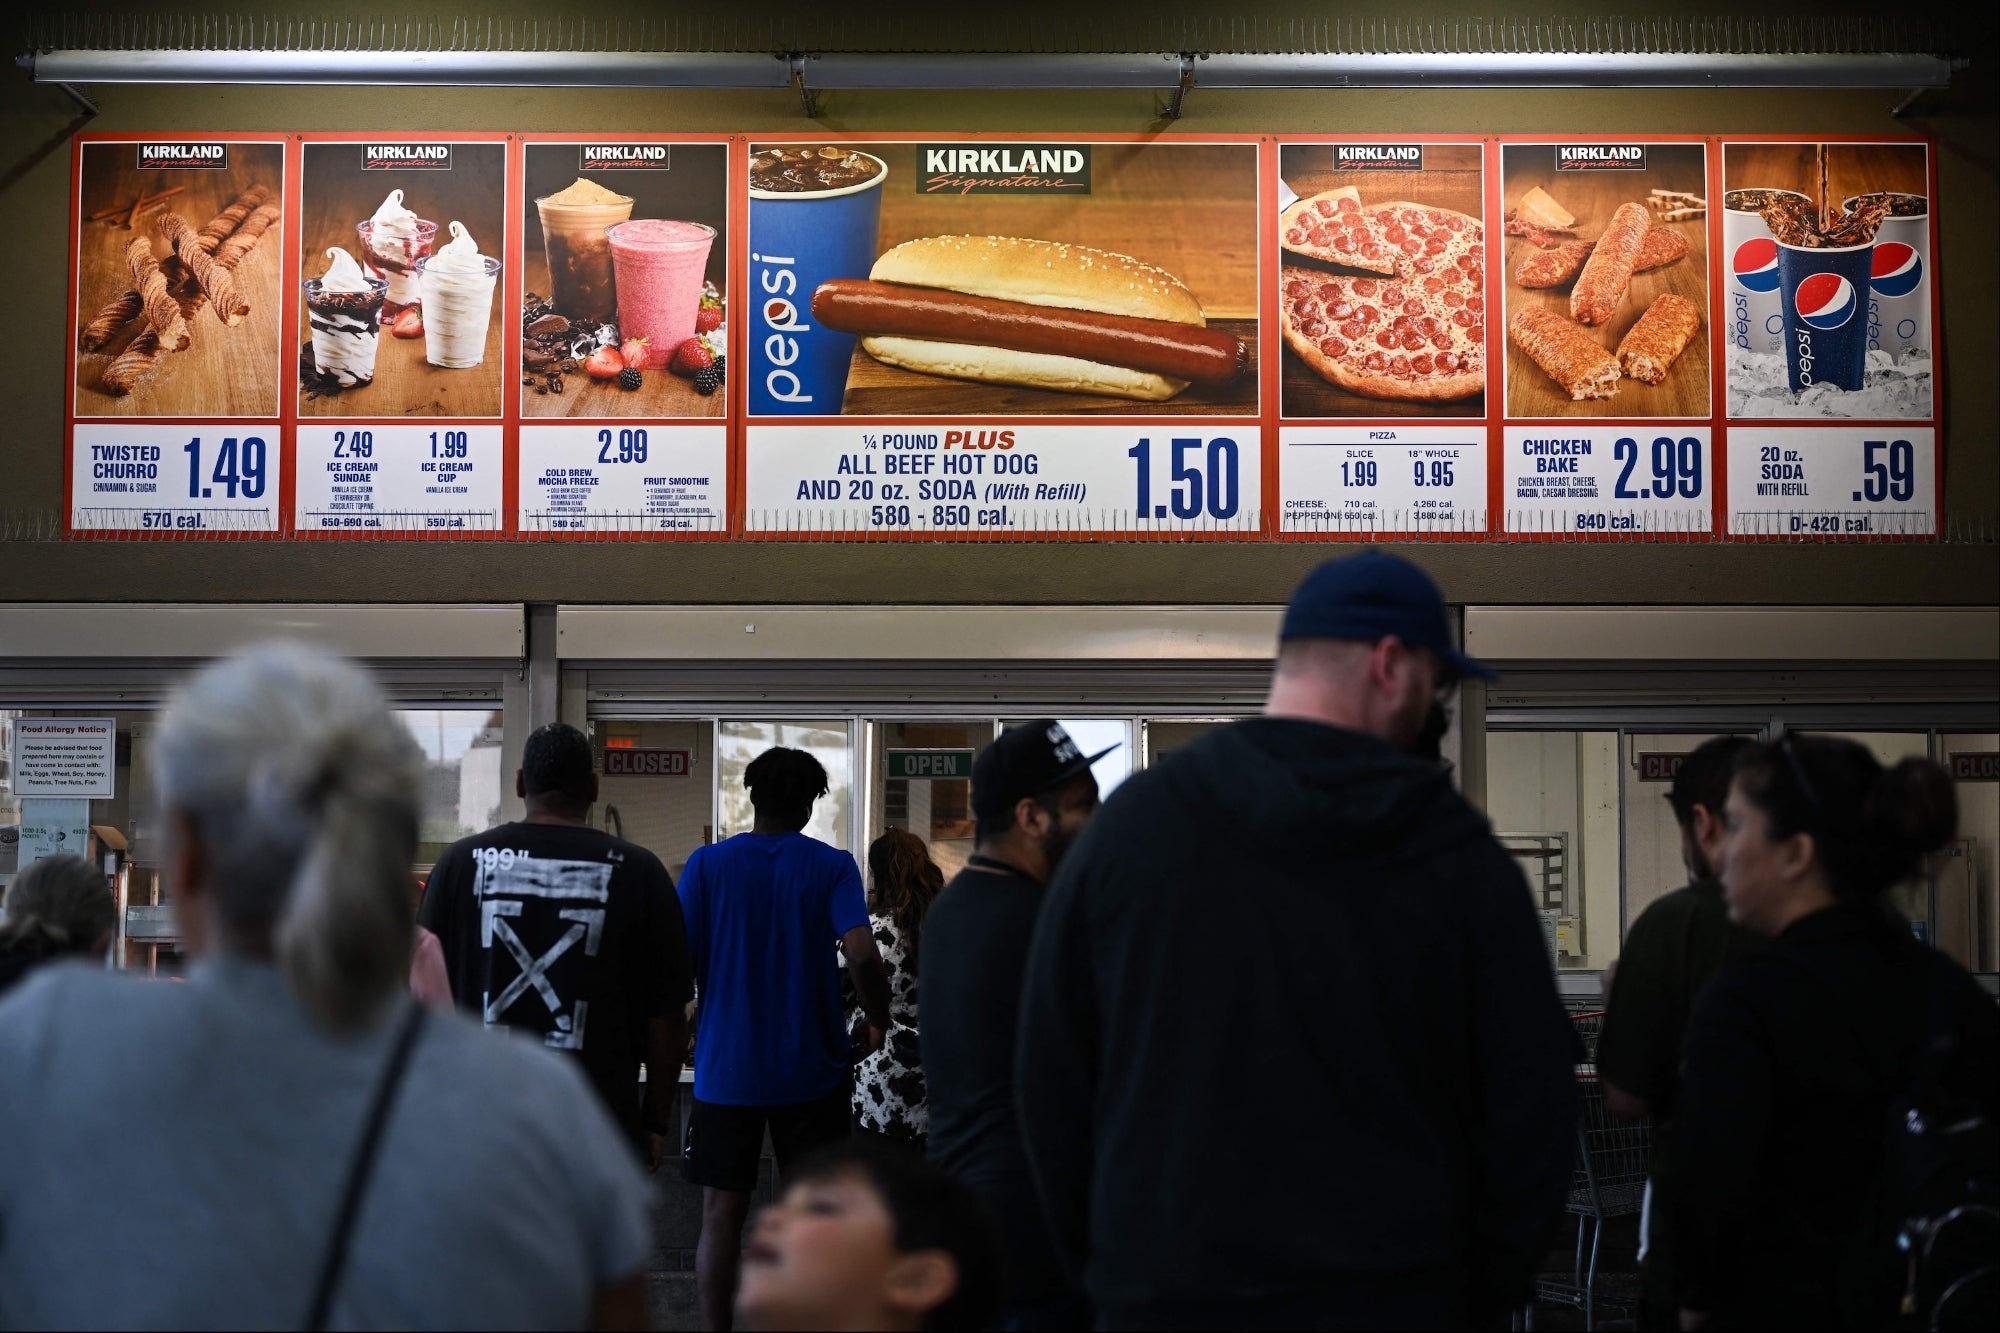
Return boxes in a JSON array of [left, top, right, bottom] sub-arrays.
[[1949, 752, 1999, 782], [604, 748, 694, 777], [1636, 752, 1686, 782]]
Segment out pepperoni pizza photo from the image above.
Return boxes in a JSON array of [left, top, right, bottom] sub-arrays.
[[1277, 143, 1487, 418]]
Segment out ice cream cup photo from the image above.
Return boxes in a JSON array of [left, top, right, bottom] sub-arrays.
[[302, 248, 389, 388], [356, 191, 437, 315], [413, 222, 502, 370], [1776, 239, 1873, 394], [536, 179, 635, 325], [1840, 194, 1930, 363], [746, 150, 888, 415], [606, 219, 716, 369], [1723, 189, 1808, 356]]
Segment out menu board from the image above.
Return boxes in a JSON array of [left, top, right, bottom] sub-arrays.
[[67, 136, 287, 533], [1274, 139, 1489, 536], [1718, 140, 1938, 536], [516, 137, 729, 535], [1496, 138, 1714, 536], [739, 136, 1263, 536], [60, 132, 1942, 542]]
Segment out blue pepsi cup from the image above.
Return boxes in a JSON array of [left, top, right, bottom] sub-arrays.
[[1778, 240, 1873, 394], [747, 151, 887, 416]]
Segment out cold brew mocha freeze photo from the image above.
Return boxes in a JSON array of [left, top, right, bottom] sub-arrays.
[[298, 141, 507, 419], [520, 142, 728, 420], [73, 140, 287, 419], [745, 140, 1259, 418]]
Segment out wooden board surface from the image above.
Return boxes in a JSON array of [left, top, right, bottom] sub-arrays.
[[1501, 145, 1711, 419], [1277, 149, 1485, 419], [73, 144, 285, 419], [821, 141, 1258, 415], [517, 246, 724, 420], [298, 144, 507, 419], [1722, 142, 1929, 220]]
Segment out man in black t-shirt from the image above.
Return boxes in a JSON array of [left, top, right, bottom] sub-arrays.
[[923, 721, 1107, 1331], [422, 723, 693, 1166], [1598, 735, 1760, 1330]]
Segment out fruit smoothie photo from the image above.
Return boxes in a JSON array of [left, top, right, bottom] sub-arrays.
[[608, 219, 715, 368]]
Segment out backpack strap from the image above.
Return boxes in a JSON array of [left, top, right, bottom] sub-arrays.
[[304, 1001, 428, 1331]]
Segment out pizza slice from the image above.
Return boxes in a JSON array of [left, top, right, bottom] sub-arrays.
[[1281, 264, 1485, 404], [1281, 187, 1400, 275]]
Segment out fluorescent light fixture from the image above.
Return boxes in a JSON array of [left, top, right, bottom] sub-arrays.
[[23, 48, 1957, 90]]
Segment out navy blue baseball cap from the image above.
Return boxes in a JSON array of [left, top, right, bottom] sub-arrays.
[[1278, 550, 1496, 682]]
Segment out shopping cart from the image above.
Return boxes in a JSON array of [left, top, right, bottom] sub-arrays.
[[1529, 1011, 1649, 1330]]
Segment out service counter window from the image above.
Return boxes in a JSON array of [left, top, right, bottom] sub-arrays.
[[592, 719, 716, 881], [401, 709, 506, 872], [718, 720, 856, 852], [1941, 734, 1998, 973], [871, 721, 987, 882], [1145, 720, 1231, 766], [1488, 730, 1622, 972]]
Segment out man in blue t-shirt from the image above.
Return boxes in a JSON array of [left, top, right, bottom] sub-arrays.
[[678, 746, 891, 1332]]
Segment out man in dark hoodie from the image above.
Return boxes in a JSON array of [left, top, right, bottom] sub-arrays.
[[1016, 550, 1580, 1331]]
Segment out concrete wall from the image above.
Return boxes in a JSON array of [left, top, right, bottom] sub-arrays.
[[4, 0, 1994, 606]]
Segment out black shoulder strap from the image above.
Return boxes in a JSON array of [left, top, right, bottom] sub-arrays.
[[304, 1001, 428, 1332]]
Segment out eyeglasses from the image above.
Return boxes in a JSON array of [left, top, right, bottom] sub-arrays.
[[1775, 733, 1825, 816]]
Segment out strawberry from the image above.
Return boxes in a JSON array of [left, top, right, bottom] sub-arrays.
[[669, 336, 713, 377], [583, 346, 625, 380], [694, 305, 723, 334], [390, 308, 423, 339], [619, 335, 651, 370]]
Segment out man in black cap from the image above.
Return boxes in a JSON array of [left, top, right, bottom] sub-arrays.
[[1016, 550, 1579, 1330], [922, 721, 1110, 1330]]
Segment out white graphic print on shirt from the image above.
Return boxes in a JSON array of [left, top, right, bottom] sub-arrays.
[[473, 847, 611, 1051]]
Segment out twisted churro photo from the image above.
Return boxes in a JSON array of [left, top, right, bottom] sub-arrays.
[[71, 141, 286, 417]]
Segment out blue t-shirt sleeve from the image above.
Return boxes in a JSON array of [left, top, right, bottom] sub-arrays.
[[677, 849, 708, 980], [828, 851, 869, 938]]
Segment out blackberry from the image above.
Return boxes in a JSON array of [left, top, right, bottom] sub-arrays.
[[618, 367, 643, 391], [694, 365, 722, 396]]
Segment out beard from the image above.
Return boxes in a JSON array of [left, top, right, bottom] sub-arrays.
[[1039, 820, 1081, 877]]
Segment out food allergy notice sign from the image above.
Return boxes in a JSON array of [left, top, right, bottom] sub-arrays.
[[9, 718, 117, 797]]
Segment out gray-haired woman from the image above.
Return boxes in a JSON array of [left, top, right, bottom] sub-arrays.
[[0, 852, 115, 998], [0, 646, 653, 1330]]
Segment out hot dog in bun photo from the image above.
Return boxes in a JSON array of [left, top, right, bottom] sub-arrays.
[[809, 235, 1249, 402]]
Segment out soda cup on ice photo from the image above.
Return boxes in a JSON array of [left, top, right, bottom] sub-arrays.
[[1841, 193, 1929, 363], [1722, 188, 1807, 355], [746, 147, 887, 416], [1777, 239, 1873, 394]]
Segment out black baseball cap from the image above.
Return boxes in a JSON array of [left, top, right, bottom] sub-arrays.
[[970, 721, 1119, 822], [1279, 550, 1497, 682]]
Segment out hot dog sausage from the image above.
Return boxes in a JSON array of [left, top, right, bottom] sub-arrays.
[[810, 279, 1249, 387]]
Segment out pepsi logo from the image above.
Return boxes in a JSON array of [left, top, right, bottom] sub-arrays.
[[1732, 238, 1781, 293], [1795, 273, 1858, 331], [1869, 242, 1924, 298]]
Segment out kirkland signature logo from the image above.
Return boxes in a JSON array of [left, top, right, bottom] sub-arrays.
[[1557, 144, 1648, 171], [363, 144, 453, 170], [581, 144, 672, 171], [1335, 144, 1425, 171], [137, 142, 228, 171], [917, 144, 1090, 195]]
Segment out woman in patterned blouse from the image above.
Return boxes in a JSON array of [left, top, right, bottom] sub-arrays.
[[850, 829, 944, 1147]]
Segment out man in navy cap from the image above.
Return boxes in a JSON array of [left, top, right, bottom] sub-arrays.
[[923, 721, 1110, 1330], [1017, 550, 1578, 1330]]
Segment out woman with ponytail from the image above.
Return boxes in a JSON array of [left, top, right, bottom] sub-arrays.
[[0, 646, 654, 1330], [1673, 735, 2000, 1330], [851, 828, 946, 1148]]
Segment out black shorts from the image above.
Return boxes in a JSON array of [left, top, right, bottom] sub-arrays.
[[683, 1085, 851, 1193]]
